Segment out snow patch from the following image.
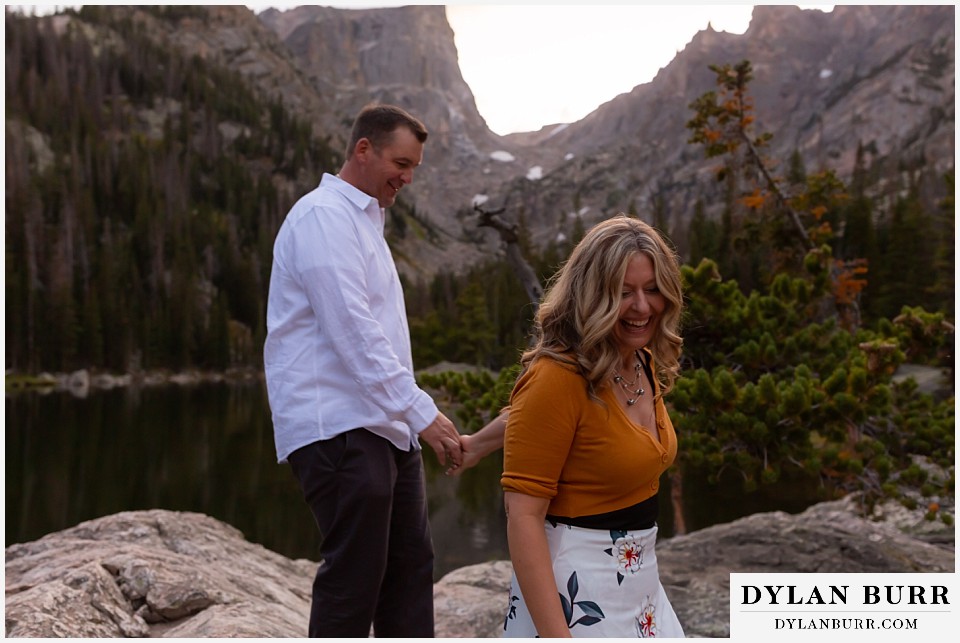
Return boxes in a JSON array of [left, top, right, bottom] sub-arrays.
[[472, 194, 489, 207], [564, 153, 575, 161], [526, 166, 543, 181], [489, 150, 516, 162], [819, 69, 833, 79]]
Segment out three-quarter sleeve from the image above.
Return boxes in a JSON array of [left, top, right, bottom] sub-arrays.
[[501, 360, 583, 500]]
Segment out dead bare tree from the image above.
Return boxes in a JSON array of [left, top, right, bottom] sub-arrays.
[[474, 203, 543, 313]]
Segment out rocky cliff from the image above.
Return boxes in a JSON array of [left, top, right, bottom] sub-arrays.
[[489, 4, 955, 251], [5, 496, 952, 638], [257, 4, 521, 275], [256, 4, 954, 266]]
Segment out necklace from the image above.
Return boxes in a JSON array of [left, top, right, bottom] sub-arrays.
[[612, 350, 645, 406]]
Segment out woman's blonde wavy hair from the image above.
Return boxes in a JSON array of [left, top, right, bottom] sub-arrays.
[[521, 214, 683, 399]]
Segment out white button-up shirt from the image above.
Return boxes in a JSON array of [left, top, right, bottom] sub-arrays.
[[264, 173, 438, 463]]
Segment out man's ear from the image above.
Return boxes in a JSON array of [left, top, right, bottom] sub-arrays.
[[353, 137, 372, 161]]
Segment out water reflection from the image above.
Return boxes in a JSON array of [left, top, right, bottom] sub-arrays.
[[5, 382, 825, 579], [5, 382, 509, 578]]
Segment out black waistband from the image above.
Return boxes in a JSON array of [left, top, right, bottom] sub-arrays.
[[547, 493, 659, 531]]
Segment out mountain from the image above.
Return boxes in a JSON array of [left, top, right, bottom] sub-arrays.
[[489, 4, 955, 251], [256, 4, 523, 274], [253, 4, 954, 266]]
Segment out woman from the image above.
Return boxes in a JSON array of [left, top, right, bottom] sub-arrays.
[[500, 214, 685, 638]]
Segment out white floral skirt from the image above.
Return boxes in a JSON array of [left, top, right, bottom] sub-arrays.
[[502, 521, 684, 638]]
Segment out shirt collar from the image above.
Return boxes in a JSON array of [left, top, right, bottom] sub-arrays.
[[320, 173, 385, 228]]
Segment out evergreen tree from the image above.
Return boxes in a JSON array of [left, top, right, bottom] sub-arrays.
[[787, 148, 807, 186], [686, 199, 722, 267], [4, 8, 337, 373], [926, 171, 955, 318], [874, 189, 936, 319]]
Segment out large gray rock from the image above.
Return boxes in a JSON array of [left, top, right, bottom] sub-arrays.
[[434, 560, 513, 638], [4, 510, 316, 638], [5, 496, 953, 638], [659, 494, 954, 638]]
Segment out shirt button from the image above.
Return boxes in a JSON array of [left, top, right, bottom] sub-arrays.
[[661, 453, 669, 464], [651, 480, 659, 491]]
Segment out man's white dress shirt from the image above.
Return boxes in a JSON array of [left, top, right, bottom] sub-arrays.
[[264, 173, 438, 463]]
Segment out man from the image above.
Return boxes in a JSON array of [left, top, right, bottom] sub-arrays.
[[264, 104, 463, 637]]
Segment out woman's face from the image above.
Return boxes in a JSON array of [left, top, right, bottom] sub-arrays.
[[611, 252, 665, 355]]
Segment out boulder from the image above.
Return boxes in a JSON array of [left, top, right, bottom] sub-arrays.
[[5, 496, 953, 638], [5, 510, 315, 638], [659, 494, 954, 638], [434, 560, 513, 638]]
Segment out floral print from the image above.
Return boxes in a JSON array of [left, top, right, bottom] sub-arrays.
[[503, 594, 519, 630], [635, 596, 657, 637], [605, 531, 645, 585], [558, 571, 606, 629], [502, 522, 683, 638]]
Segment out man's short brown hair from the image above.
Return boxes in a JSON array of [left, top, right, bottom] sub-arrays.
[[347, 104, 428, 158]]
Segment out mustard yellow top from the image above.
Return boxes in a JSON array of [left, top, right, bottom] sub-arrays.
[[501, 354, 678, 518]]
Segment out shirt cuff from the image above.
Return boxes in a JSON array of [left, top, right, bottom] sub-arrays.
[[408, 390, 440, 434]]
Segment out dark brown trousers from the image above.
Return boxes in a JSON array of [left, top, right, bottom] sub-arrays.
[[288, 429, 434, 637]]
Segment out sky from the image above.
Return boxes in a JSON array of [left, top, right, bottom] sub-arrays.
[[11, 2, 836, 135], [447, 4, 759, 135]]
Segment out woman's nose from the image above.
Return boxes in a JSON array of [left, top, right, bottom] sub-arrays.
[[633, 292, 650, 313]]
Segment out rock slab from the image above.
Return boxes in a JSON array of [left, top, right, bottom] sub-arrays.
[[658, 495, 954, 638], [5, 496, 953, 637], [5, 510, 316, 638]]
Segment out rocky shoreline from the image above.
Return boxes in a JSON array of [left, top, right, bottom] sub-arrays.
[[10, 361, 950, 398], [5, 495, 953, 638], [5, 368, 264, 398]]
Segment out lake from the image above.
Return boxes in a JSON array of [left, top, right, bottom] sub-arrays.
[[5, 380, 826, 579]]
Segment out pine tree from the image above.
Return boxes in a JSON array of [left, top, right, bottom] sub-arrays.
[[926, 171, 955, 317], [686, 199, 721, 267]]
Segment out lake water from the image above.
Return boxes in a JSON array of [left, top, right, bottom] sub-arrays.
[[5, 381, 826, 579]]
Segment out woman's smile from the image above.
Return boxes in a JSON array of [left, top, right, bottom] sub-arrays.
[[613, 253, 664, 353]]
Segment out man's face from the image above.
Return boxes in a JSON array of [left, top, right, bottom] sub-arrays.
[[356, 126, 424, 208]]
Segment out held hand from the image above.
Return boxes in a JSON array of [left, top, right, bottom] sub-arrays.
[[419, 412, 463, 468], [445, 433, 483, 477], [444, 411, 508, 477]]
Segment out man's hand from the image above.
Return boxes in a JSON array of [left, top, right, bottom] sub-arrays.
[[419, 412, 463, 468], [444, 411, 508, 477], [445, 432, 483, 476]]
